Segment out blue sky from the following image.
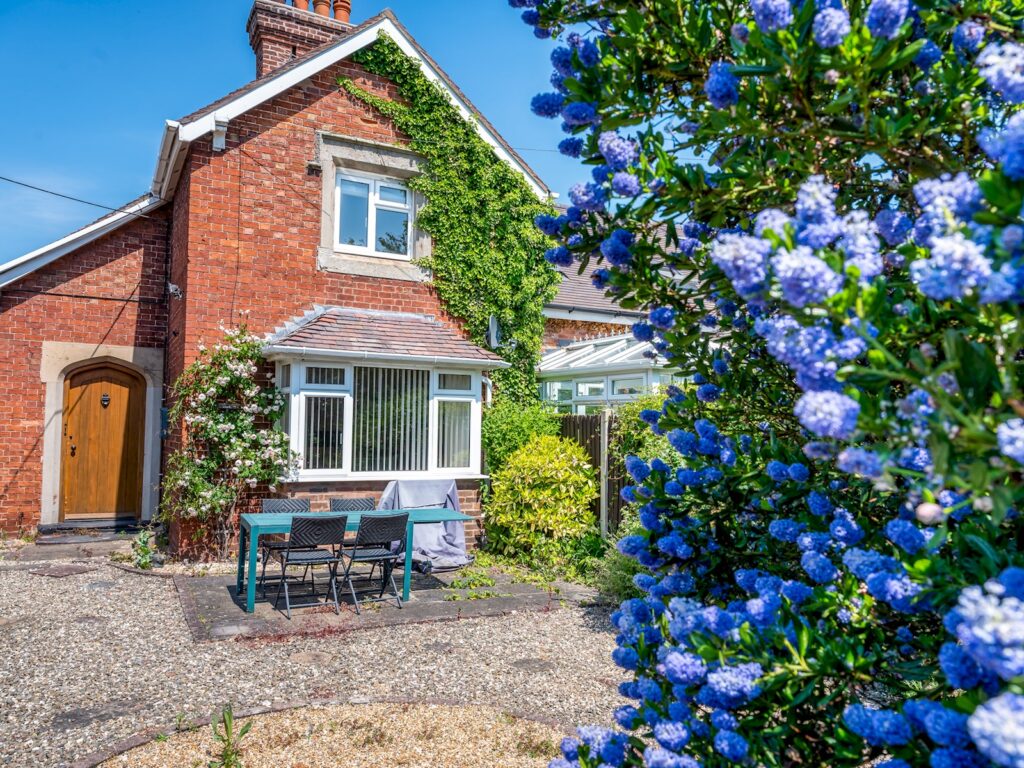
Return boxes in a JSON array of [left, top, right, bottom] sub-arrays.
[[0, 0, 579, 264]]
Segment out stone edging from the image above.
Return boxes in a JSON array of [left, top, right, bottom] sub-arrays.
[[106, 561, 176, 579], [67, 695, 573, 768]]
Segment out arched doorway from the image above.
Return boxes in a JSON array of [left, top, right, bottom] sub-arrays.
[[60, 362, 146, 521]]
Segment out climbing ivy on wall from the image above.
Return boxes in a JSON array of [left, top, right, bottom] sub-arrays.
[[340, 33, 559, 403]]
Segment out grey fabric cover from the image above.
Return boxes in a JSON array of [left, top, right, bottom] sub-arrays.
[[378, 479, 470, 568]]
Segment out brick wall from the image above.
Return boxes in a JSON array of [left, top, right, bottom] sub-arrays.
[[0, 213, 169, 534], [542, 318, 630, 351]]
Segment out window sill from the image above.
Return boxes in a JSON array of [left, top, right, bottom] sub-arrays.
[[286, 471, 488, 484], [317, 247, 429, 283]]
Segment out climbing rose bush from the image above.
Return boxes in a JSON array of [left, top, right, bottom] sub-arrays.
[[513, 0, 1024, 766], [162, 325, 297, 556]]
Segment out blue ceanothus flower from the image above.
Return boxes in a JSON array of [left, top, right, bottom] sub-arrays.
[[612, 172, 642, 197], [794, 390, 860, 439], [598, 131, 640, 171], [837, 447, 884, 478], [865, 0, 909, 40], [946, 569, 1024, 681], [770, 246, 844, 307], [531, 92, 564, 118], [750, 0, 793, 33], [981, 113, 1024, 181], [711, 234, 772, 299], [998, 419, 1024, 464], [968, 693, 1024, 767], [953, 20, 986, 57], [843, 704, 913, 747], [978, 43, 1024, 103], [813, 7, 850, 48], [910, 233, 993, 300], [705, 62, 740, 109]]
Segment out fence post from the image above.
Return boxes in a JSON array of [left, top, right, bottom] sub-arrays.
[[600, 408, 610, 538]]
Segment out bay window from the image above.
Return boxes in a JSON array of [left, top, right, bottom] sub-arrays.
[[278, 362, 480, 479], [335, 171, 413, 259]]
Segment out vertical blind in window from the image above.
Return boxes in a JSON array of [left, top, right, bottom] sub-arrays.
[[304, 396, 346, 470], [306, 366, 346, 386], [437, 400, 472, 469], [352, 367, 429, 472]]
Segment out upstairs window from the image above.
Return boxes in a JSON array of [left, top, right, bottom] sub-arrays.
[[336, 172, 412, 259]]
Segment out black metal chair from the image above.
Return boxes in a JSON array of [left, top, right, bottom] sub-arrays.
[[330, 497, 378, 575], [259, 498, 312, 598], [329, 497, 376, 513], [273, 515, 348, 619], [340, 513, 409, 614]]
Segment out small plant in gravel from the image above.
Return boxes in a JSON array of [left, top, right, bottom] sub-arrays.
[[161, 324, 298, 558], [209, 704, 251, 768], [131, 529, 156, 570]]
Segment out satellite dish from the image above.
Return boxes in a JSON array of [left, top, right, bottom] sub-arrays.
[[487, 315, 502, 349]]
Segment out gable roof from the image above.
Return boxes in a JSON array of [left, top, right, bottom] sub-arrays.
[[152, 9, 550, 201], [264, 305, 508, 369], [1, 7, 550, 290]]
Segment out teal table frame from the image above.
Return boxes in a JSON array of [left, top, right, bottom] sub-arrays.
[[235, 508, 472, 613]]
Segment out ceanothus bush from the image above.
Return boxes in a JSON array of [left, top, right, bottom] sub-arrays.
[[515, 0, 1024, 765]]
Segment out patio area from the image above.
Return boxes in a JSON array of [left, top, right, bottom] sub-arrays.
[[0, 540, 622, 767], [176, 562, 598, 642]]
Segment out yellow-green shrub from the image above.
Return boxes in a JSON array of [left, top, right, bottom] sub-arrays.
[[484, 434, 598, 563]]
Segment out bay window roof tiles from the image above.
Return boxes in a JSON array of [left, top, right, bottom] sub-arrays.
[[266, 305, 503, 363]]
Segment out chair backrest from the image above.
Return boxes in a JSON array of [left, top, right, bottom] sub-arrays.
[[262, 498, 311, 514], [354, 513, 409, 549], [330, 497, 376, 513], [288, 515, 348, 550]]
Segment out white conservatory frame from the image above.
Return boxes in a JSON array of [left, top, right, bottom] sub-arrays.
[[538, 334, 683, 414]]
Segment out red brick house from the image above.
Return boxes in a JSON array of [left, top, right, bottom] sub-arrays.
[[0, 0, 647, 542]]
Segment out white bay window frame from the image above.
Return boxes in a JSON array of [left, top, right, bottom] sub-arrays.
[[277, 360, 482, 481]]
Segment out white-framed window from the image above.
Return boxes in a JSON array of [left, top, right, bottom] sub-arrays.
[[539, 371, 684, 412], [335, 171, 413, 260], [278, 361, 481, 480]]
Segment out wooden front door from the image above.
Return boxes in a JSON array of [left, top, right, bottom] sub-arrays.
[[60, 363, 146, 521]]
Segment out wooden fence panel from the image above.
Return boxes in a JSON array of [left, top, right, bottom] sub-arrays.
[[560, 412, 627, 535]]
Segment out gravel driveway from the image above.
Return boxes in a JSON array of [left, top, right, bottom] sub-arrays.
[[0, 552, 622, 767]]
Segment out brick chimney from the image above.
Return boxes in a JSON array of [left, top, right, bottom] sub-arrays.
[[248, 0, 353, 79]]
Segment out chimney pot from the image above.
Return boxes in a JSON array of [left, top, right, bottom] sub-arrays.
[[333, 0, 351, 23], [313, 0, 330, 16]]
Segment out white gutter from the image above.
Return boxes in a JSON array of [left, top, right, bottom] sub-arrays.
[[263, 344, 511, 369], [151, 120, 181, 200], [542, 306, 639, 324]]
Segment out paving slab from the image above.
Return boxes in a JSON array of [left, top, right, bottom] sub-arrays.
[[29, 564, 98, 578], [174, 567, 564, 642]]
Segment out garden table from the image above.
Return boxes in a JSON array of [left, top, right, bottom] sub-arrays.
[[235, 508, 472, 613]]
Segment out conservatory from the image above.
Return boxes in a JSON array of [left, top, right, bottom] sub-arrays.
[[538, 334, 680, 414]]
